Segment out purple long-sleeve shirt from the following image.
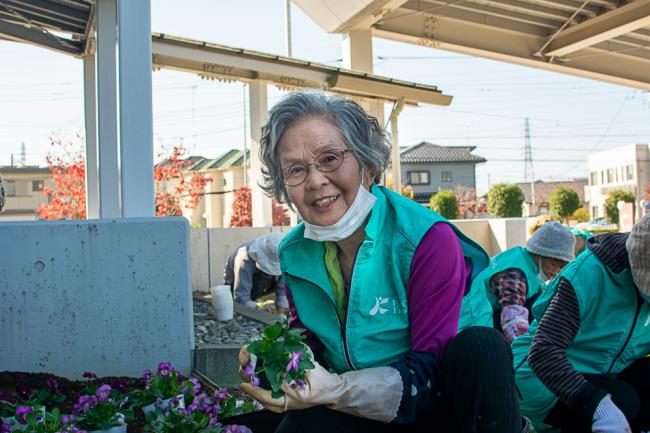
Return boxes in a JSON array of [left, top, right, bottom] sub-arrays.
[[285, 222, 470, 423]]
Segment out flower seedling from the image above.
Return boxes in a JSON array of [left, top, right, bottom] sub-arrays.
[[244, 322, 314, 398], [72, 384, 132, 431]]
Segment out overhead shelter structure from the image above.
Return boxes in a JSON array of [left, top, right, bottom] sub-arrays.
[[0, 1, 453, 225], [0, 0, 155, 219], [294, 0, 650, 91], [151, 33, 451, 217]]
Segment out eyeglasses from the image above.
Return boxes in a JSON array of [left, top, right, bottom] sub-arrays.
[[282, 149, 349, 187]]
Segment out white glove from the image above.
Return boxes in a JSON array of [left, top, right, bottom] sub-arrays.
[[592, 395, 631, 433], [240, 362, 403, 423]]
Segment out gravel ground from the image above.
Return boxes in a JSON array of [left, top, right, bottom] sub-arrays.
[[193, 298, 267, 346]]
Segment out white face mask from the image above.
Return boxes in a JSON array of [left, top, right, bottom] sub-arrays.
[[302, 184, 376, 242], [536, 257, 549, 283]]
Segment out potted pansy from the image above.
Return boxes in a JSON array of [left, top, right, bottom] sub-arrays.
[[129, 362, 196, 413], [143, 391, 251, 433], [72, 384, 132, 433], [0, 405, 82, 433], [243, 322, 314, 398]]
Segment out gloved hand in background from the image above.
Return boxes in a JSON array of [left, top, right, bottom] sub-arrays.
[[592, 395, 631, 433]]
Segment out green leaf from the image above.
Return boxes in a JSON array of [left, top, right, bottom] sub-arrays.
[[299, 358, 315, 370], [265, 367, 282, 395], [284, 343, 303, 353], [271, 389, 284, 399], [263, 322, 283, 341], [247, 340, 262, 356]]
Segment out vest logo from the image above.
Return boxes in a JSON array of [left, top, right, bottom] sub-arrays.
[[370, 297, 389, 316], [369, 297, 408, 316]]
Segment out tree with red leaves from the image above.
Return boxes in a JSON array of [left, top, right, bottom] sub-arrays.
[[229, 186, 253, 227], [229, 186, 290, 227], [154, 146, 212, 217], [454, 185, 486, 219], [38, 136, 87, 220], [38, 139, 211, 219]]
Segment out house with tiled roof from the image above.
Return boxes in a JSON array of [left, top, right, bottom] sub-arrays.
[[400, 142, 486, 203], [0, 165, 53, 221]]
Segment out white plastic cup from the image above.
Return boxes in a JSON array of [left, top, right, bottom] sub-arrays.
[[210, 284, 234, 321]]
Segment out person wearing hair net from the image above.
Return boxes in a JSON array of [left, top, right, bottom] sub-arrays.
[[512, 213, 650, 433], [0, 174, 5, 212], [570, 227, 593, 257], [224, 232, 288, 315], [460, 221, 575, 343]]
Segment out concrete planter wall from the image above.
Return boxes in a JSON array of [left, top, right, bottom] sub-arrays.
[[0, 218, 193, 379], [188, 219, 530, 291]]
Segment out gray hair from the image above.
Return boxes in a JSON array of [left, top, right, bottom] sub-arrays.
[[259, 92, 391, 205]]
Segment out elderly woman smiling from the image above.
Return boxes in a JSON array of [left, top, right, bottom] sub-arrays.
[[239, 92, 526, 433]]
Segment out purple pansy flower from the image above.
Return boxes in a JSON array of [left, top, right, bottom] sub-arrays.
[[82, 371, 97, 379], [61, 414, 76, 426], [73, 395, 98, 414], [15, 386, 31, 400], [290, 379, 305, 390], [212, 387, 229, 401], [0, 423, 9, 433], [224, 425, 253, 433], [95, 384, 111, 401], [46, 377, 59, 393], [286, 351, 302, 373], [111, 378, 128, 394], [157, 362, 173, 378], [15, 406, 33, 424], [243, 364, 260, 387], [188, 376, 201, 394]]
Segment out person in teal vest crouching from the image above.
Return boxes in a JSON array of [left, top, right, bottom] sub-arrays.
[[459, 221, 575, 343], [512, 213, 650, 433], [571, 227, 593, 257], [237, 92, 527, 433]]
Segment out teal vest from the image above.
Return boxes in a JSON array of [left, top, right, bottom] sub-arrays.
[[279, 185, 489, 373], [459, 246, 543, 331], [512, 247, 650, 432]]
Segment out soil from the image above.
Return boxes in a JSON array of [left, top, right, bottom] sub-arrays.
[[0, 371, 255, 433]]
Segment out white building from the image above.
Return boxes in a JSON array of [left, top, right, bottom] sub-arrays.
[[585, 144, 649, 220]]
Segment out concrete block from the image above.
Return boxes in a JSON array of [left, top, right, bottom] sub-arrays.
[[190, 228, 209, 292], [194, 345, 242, 388], [0, 217, 194, 378]]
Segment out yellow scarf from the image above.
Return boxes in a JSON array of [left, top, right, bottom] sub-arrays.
[[324, 241, 348, 325]]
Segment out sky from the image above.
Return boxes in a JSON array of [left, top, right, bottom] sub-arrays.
[[1, 0, 649, 195]]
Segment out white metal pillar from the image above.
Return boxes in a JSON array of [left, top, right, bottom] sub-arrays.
[[248, 80, 273, 227], [389, 98, 405, 192], [118, 0, 154, 217], [83, 54, 100, 219], [341, 29, 384, 126], [96, 0, 120, 218]]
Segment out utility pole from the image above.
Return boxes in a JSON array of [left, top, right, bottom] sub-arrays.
[[285, 0, 292, 57], [242, 84, 248, 187], [191, 85, 197, 148]]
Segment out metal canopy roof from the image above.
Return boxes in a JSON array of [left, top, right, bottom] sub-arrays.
[[0, 1, 454, 106], [151, 33, 452, 106], [294, 0, 650, 90], [0, 0, 94, 55]]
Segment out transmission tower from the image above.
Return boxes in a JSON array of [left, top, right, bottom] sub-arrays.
[[524, 118, 535, 210], [20, 142, 26, 166], [524, 118, 533, 181]]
